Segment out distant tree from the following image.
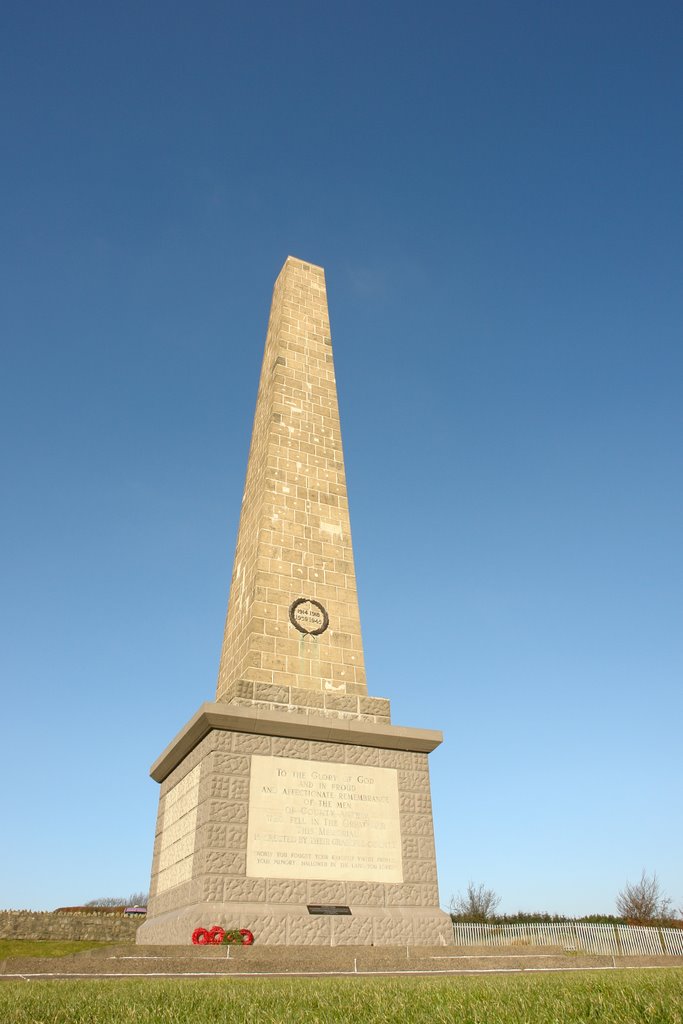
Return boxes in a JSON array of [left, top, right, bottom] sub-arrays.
[[615, 871, 672, 923], [127, 892, 149, 907], [85, 892, 148, 908], [450, 882, 501, 921]]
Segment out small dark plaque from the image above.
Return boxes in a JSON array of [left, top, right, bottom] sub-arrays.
[[307, 905, 352, 916], [289, 597, 329, 635]]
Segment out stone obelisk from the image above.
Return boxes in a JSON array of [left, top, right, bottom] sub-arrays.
[[137, 257, 452, 945]]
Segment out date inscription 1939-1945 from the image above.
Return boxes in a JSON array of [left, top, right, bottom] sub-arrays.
[[289, 597, 329, 636]]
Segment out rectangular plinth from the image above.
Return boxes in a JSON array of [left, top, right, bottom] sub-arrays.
[[138, 711, 452, 946]]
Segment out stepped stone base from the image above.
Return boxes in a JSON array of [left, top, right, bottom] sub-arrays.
[[136, 903, 453, 946]]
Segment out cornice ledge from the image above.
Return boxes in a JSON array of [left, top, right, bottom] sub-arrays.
[[150, 701, 443, 782]]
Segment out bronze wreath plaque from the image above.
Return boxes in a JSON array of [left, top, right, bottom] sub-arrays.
[[289, 597, 329, 635]]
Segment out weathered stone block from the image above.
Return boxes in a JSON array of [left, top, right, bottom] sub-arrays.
[[358, 697, 391, 717], [271, 737, 310, 758], [401, 835, 420, 860], [212, 800, 248, 824], [400, 813, 434, 836], [223, 877, 267, 902], [201, 876, 225, 901], [211, 752, 250, 775], [308, 741, 347, 761], [266, 879, 307, 903], [380, 749, 416, 769], [308, 880, 347, 904], [332, 914, 374, 945], [287, 914, 330, 944], [202, 849, 246, 875], [347, 881, 385, 906], [290, 686, 324, 708], [324, 694, 359, 712], [232, 733, 272, 754], [344, 744, 381, 766], [399, 792, 433, 814], [398, 769, 430, 792], [254, 682, 290, 704]]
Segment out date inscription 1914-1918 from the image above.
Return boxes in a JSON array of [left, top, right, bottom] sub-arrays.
[[289, 597, 329, 636]]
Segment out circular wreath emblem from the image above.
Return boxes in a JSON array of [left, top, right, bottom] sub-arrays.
[[191, 927, 210, 945], [289, 597, 329, 636]]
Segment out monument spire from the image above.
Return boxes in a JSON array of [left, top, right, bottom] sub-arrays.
[[217, 256, 368, 710]]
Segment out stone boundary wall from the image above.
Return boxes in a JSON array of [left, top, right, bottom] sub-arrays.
[[0, 910, 142, 941]]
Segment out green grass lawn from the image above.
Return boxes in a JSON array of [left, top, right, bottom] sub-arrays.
[[0, 939, 113, 959], [1, 970, 682, 1024]]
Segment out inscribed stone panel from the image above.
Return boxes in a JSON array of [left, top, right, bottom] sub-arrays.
[[246, 754, 403, 883]]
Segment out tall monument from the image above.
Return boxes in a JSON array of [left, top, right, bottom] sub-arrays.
[[137, 257, 452, 945]]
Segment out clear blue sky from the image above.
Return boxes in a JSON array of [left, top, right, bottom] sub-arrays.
[[1, 1, 681, 917]]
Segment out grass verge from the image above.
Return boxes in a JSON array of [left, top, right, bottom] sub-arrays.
[[0, 939, 113, 959], [1, 969, 682, 1023]]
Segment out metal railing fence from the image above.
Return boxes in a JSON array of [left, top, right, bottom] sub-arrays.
[[452, 921, 683, 956]]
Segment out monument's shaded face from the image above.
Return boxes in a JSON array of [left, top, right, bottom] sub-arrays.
[[137, 257, 451, 945]]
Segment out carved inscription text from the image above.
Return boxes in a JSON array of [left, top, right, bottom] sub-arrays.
[[246, 755, 403, 883]]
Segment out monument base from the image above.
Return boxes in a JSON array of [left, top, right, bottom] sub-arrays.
[[138, 702, 452, 947], [137, 902, 452, 946]]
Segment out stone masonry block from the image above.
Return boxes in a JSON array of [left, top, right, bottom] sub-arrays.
[[197, 823, 227, 850], [209, 733, 233, 757], [202, 849, 246, 875], [210, 732, 233, 752], [287, 914, 330, 945], [417, 836, 436, 860], [307, 880, 347, 904], [358, 697, 391, 717], [289, 686, 324, 708], [271, 737, 310, 758], [210, 752, 251, 775], [400, 814, 434, 836], [373, 915, 412, 944], [232, 733, 272, 754], [200, 800, 248, 825], [209, 776, 233, 799], [401, 835, 420, 860], [223, 877, 267, 902], [323, 694, 359, 712], [266, 879, 307, 903], [233, 680, 254, 699], [380, 750, 417, 770], [332, 914, 374, 945], [385, 883, 438, 907], [224, 824, 248, 849], [308, 741, 347, 762], [254, 682, 290, 704], [399, 792, 433, 815], [398, 769, 430, 792], [403, 859, 438, 883], [346, 881, 385, 906], [201, 876, 225, 902], [343, 745, 381, 766]]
